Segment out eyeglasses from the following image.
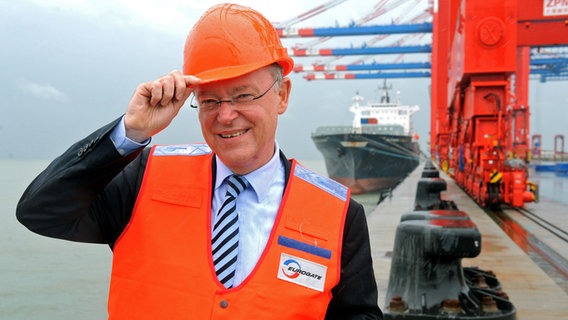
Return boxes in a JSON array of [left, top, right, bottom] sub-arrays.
[[190, 79, 279, 112]]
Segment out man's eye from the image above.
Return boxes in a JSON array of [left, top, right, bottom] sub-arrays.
[[201, 99, 219, 105], [234, 94, 255, 102]]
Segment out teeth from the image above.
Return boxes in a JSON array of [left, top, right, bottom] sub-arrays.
[[220, 130, 246, 138]]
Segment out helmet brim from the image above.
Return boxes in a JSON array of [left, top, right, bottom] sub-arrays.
[[190, 57, 294, 84]]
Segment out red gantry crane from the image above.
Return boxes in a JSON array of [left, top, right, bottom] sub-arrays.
[[430, 0, 568, 207], [279, 0, 568, 208]]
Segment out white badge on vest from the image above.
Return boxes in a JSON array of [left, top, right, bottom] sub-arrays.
[[277, 253, 327, 292]]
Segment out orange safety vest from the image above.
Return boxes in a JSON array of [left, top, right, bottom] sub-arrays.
[[108, 144, 350, 319]]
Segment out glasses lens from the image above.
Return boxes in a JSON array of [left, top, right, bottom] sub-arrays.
[[193, 79, 279, 111]]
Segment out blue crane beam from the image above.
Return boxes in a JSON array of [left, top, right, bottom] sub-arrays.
[[294, 62, 432, 72], [278, 22, 433, 38], [535, 74, 568, 82], [295, 59, 563, 72], [292, 52, 566, 80], [304, 71, 431, 80], [531, 57, 568, 65], [290, 45, 432, 56], [530, 56, 568, 82]]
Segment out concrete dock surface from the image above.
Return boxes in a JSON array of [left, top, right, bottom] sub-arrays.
[[363, 165, 568, 319]]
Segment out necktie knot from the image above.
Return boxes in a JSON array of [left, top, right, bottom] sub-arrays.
[[226, 174, 249, 198]]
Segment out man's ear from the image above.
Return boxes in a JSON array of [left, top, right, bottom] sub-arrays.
[[277, 77, 292, 114]]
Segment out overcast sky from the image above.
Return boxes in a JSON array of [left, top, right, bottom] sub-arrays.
[[1, 0, 566, 160]]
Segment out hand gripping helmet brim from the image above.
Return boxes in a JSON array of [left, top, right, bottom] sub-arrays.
[[183, 3, 294, 84]]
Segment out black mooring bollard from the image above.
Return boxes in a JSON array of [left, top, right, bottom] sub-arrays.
[[384, 210, 516, 319], [414, 177, 448, 210]]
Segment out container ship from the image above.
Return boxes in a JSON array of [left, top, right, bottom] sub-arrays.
[[311, 83, 421, 194]]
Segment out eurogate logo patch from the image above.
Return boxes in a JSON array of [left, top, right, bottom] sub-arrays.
[[282, 259, 301, 279], [277, 253, 327, 292]]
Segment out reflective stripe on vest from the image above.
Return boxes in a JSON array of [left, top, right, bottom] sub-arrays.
[[108, 145, 349, 319]]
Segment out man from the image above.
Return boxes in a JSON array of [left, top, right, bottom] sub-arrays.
[[17, 3, 382, 319]]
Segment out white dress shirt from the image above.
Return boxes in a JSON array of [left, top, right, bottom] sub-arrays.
[[213, 143, 285, 286]]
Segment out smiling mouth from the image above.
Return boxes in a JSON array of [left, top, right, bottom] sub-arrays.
[[219, 129, 248, 138]]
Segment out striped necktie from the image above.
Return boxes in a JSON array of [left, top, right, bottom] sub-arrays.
[[212, 174, 249, 288]]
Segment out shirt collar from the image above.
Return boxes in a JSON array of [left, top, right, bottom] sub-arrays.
[[214, 141, 283, 202]]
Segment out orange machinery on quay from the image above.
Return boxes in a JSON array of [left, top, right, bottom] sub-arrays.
[[430, 0, 568, 208]]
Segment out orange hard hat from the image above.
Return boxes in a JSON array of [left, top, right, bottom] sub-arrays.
[[183, 3, 294, 84]]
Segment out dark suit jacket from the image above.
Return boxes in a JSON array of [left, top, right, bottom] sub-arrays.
[[16, 117, 382, 320]]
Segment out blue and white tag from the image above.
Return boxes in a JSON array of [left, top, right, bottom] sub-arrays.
[[293, 164, 347, 201], [154, 144, 211, 156], [277, 253, 327, 292]]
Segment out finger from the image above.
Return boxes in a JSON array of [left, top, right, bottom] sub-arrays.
[[173, 75, 201, 107], [161, 76, 175, 106], [150, 80, 163, 107], [184, 75, 202, 88], [172, 72, 188, 101]]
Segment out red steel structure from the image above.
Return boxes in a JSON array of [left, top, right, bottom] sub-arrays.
[[430, 0, 568, 207]]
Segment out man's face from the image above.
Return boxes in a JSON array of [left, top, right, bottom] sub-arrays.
[[194, 67, 291, 175]]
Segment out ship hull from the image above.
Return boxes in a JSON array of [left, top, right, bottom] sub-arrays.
[[312, 132, 420, 194]]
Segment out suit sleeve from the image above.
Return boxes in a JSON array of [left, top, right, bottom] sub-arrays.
[[16, 117, 146, 247], [325, 199, 383, 320]]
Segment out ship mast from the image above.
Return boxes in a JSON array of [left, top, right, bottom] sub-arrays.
[[379, 79, 392, 104]]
